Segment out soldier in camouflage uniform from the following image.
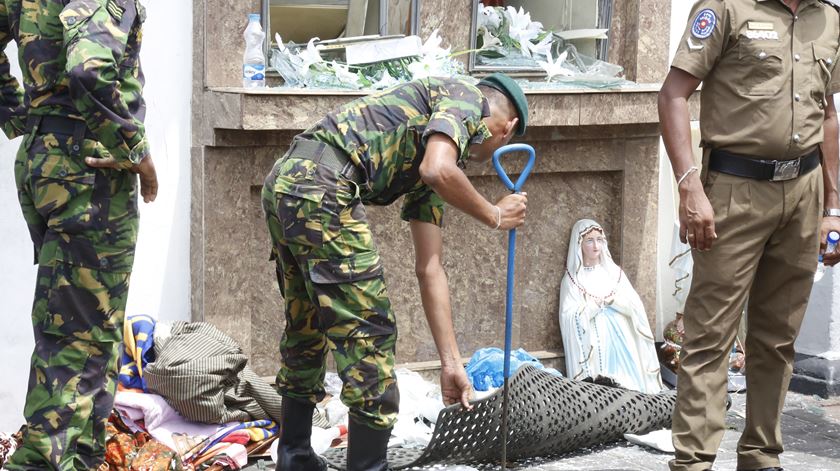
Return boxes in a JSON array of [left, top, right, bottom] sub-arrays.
[[263, 74, 529, 470], [0, 0, 157, 469]]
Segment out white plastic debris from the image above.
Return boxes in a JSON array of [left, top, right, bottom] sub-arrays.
[[324, 372, 343, 397], [623, 428, 674, 453]]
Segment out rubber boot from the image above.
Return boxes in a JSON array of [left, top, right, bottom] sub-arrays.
[[275, 397, 327, 471], [346, 417, 392, 471]]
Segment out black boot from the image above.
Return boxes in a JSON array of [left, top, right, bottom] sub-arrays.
[[275, 397, 327, 471], [346, 418, 392, 471]]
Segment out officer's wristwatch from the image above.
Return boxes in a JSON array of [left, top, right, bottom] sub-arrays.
[[824, 208, 840, 217]]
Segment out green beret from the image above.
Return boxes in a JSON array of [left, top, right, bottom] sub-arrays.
[[477, 73, 528, 136]]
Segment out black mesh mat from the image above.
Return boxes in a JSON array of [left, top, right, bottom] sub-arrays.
[[324, 365, 676, 469]]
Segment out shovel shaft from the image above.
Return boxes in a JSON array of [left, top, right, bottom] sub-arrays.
[[492, 143, 536, 471]]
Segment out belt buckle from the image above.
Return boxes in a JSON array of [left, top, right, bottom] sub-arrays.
[[772, 158, 800, 181]]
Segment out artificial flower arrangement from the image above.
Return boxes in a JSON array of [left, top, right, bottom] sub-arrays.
[[270, 29, 467, 90], [476, 2, 624, 83]]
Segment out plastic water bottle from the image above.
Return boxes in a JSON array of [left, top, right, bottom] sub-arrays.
[[242, 13, 266, 88], [814, 230, 840, 282]]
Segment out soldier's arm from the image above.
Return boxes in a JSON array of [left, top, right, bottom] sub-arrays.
[[0, 2, 25, 139], [419, 134, 526, 230], [820, 96, 840, 266], [61, 0, 149, 169], [409, 218, 472, 409]]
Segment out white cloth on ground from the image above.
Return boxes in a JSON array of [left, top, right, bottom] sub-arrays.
[[114, 391, 223, 451]]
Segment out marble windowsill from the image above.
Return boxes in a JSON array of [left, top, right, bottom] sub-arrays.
[[203, 84, 687, 133]]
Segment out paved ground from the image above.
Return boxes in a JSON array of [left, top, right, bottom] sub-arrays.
[[412, 391, 840, 471], [244, 391, 840, 471]]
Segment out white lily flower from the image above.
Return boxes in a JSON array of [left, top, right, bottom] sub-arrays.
[[479, 28, 501, 49], [408, 54, 446, 80], [298, 37, 324, 73], [371, 70, 398, 90], [528, 33, 554, 59], [330, 61, 361, 88], [537, 50, 574, 81], [504, 6, 544, 57], [478, 5, 502, 31], [419, 29, 449, 58]]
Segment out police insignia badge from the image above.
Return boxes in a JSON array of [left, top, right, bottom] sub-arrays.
[[691, 9, 717, 39]]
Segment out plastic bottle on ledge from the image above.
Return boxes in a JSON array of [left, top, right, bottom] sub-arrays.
[[814, 230, 840, 282], [242, 13, 266, 88]]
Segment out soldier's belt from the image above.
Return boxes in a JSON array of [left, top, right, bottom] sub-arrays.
[[286, 138, 362, 183], [709, 148, 820, 182], [26, 115, 95, 140]]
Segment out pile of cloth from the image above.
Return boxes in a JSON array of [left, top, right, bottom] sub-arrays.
[[0, 429, 23, 468], [105, 315, 328, 470]]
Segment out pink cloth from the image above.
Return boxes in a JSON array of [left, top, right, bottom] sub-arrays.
[[201, 442, 249, 469], [220, 430, 250, 445]]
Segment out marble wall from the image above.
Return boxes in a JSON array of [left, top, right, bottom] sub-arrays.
[[193, 122, 660, 376], [192, 0, 673, 376]]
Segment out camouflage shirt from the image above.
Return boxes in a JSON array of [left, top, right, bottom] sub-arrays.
[[299, 77, 492, 226], [0, 0, 148, 167]]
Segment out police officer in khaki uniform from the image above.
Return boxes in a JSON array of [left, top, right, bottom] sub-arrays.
[[659, 1, 840, 470]]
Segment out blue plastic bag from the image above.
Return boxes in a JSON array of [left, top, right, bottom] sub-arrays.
[[465, 347, 561, 391]]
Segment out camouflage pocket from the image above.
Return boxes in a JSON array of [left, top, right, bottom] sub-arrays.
[[43, 261, 126, 342], [307, 251, 394, 338], [32, 170, 96, 233], [308, 250, 383, 285], [275, 179, 326, 248]]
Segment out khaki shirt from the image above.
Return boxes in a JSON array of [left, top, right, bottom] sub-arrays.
[[672, 0, 840, 159]]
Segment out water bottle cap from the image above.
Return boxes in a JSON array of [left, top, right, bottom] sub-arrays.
[[248, 13, 260, 22], [829, 231, 840, 243]]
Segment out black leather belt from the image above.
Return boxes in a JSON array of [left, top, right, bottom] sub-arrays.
[[286, 139, 362, 183], [708, 148, 820, 181]]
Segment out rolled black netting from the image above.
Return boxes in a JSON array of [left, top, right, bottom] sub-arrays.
[[323, 365, 676, 469]]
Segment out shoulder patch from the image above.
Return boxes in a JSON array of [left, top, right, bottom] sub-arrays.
[[691, 8, 717, 39], [106, 0, 125, 21]]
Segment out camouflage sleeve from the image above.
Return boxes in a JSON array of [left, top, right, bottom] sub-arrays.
[[422, 80, 492, 166], [0, 2, 25, 140], [400, 186, 445, 226], [61, 0, 148, 168]]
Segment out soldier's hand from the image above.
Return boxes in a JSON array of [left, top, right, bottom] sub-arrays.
[[440, 364, 473, 410], [678, 176, 716, 251], [494, 192, 527, 230], [86, 154, 158, 203], [820, 216, 840, 266]]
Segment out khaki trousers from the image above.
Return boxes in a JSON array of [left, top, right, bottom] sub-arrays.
[[670, 166, 823, 471]]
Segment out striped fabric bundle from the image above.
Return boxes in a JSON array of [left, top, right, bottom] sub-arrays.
[[143, 321, 328, 429]]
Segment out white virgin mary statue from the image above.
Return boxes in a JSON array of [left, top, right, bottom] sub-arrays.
[[559, 219, 663, 393]]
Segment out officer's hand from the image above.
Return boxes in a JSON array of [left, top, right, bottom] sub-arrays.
[[440, 364, 473, 410], [86, 154, 159, 203], [678, 176, 716, 251], [495, 192, 527, 230], [820, 216, 840, 266]]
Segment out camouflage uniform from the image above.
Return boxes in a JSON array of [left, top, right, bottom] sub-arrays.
[[263, 77, 491, 430], [0, 0, 148, 469]]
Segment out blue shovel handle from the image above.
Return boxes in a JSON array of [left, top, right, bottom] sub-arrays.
[[491, 143, 536, 381], [492, 143, 536, 193], [493, 143, 535, 471]]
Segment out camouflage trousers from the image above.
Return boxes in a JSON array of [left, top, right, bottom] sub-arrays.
[[7, 127, 138, 471], [262, 143, 399, 430]]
